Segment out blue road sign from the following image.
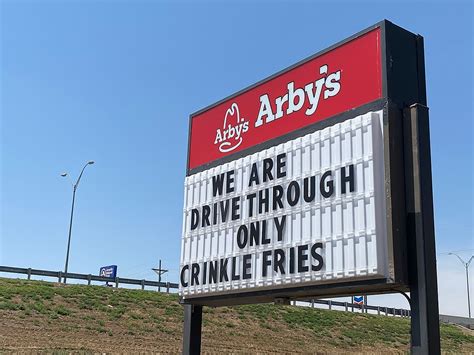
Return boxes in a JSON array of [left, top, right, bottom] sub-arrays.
[[99, 265, 117, 279]]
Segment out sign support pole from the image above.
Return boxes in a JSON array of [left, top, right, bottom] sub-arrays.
[[404, 104, 440, 354], [182, 304, 202, 355]]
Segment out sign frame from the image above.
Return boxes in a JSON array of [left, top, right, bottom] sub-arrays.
[[181, 19, 427, 307]]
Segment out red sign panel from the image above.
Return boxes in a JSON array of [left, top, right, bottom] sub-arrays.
[[188, 28, 382, 171]]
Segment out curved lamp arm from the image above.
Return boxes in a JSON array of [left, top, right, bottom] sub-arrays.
[[449, 252, 474, 268], [449, 252, 466, 266], [75, 161, 94, 188]]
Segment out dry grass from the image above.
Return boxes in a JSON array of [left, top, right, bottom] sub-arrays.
[[0, 277, 473, 353]]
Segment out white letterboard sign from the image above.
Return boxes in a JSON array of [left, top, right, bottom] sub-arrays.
[[180, 111, 387, 299]]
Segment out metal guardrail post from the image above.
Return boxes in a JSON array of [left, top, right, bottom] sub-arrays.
[[328, 300, 332, 310], [58, 271, 62, 283], [141, 280, 145, 290], [311, 299, 315, 308], [166, 282, 170, 294], [27, 268, 31, 280], [345, 302, 348, 312], [115, 277, 119, 288], [377, 306, 380, 315], [87, 274, 92, 285]]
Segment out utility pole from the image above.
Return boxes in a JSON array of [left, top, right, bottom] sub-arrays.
[[152, 259, 168, 292], [448, 253, 473, 318]]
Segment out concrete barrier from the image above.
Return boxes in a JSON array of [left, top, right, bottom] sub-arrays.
[[439, 314, 474, 330]]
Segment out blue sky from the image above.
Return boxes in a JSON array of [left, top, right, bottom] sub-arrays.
[[1, 1, 472, 316]]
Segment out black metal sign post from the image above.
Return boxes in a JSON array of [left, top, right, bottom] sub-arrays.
[[183, 304, 203, 355], [404, 103, 441, 354]]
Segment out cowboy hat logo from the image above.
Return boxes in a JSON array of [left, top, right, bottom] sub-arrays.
[[214, 103, 249, 153]]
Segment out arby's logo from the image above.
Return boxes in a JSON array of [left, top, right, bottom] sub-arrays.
[[188, 28, 383, 170], [214, 103, 249, 153], [213, 64, 341, 154]]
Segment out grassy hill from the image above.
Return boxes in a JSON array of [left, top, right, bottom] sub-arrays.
[[0, 277, 472, 353]]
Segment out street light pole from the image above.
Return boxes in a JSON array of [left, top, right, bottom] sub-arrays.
[[466, 264, 471, 319], [449, 252, 474, 318], [61, 160, 94, 283]]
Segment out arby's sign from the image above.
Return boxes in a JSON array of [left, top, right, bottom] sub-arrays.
[[181, 21, 428, 305], [188, 28, 382, 172]]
